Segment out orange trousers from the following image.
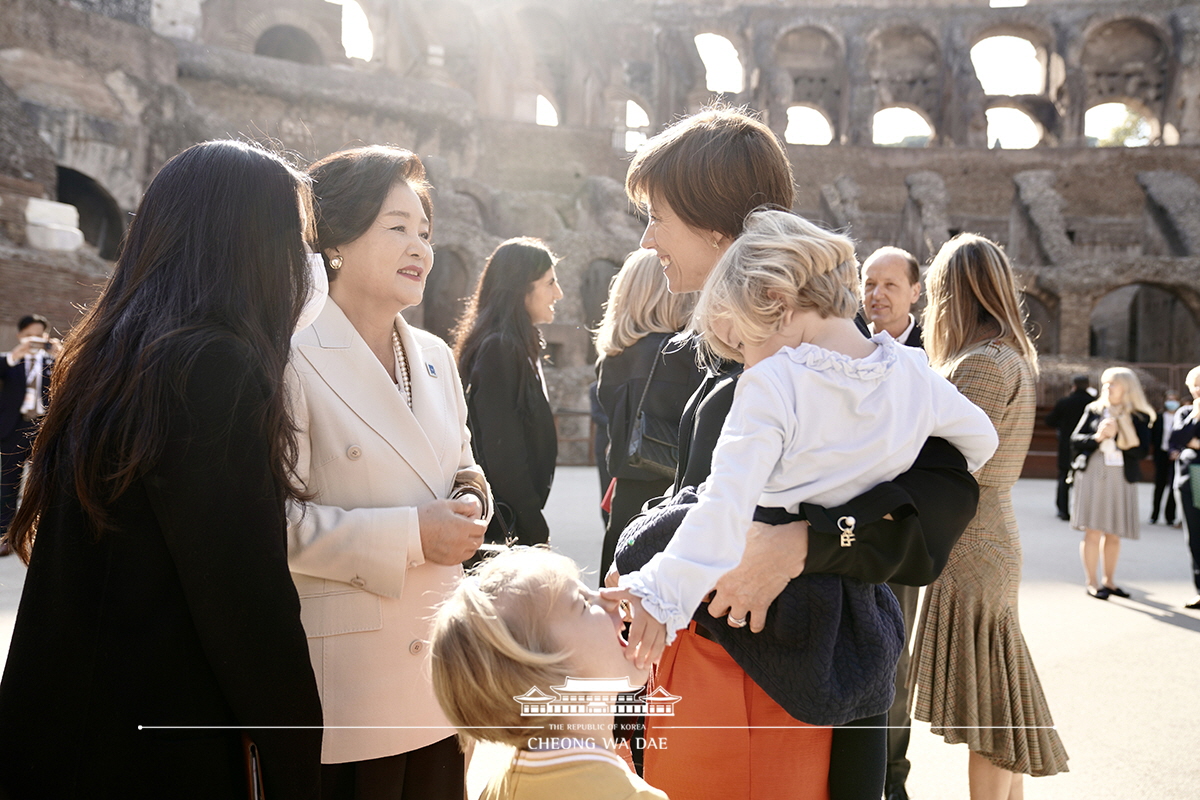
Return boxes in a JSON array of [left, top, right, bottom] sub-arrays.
[[643, 625, 832, 800]]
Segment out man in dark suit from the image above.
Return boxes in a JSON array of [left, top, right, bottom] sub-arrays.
[[861, 246, 923, 348], [1150, 389, 1182, 525], [858, 246, 923, 800], [1046, 375, 1095, 521], [1, 314, 57, 555]]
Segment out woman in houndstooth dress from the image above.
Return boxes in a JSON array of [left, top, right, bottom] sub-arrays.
[[910, 234, 1069, 800]]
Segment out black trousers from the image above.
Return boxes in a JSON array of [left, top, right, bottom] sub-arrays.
[[320, 736, 464, 800], [1152, 450, 1177, 523], [883, 582, 920, 792], [830, 712, 888, 800], [1178, 482, 1200, 594]]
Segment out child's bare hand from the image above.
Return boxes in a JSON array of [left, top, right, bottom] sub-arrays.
[[600, 588, 666, 670]]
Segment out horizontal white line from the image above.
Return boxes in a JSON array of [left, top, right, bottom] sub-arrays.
[[137, 726, 524, 730], [138, 724, 1059, 731], [652, 726, 1060, 730]]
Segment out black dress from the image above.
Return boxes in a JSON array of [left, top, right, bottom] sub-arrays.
[[462, 333, 557, 545], [0, 338, 323, 799]]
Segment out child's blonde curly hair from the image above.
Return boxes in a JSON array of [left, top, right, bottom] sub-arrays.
[[692, 209, 860, 363]]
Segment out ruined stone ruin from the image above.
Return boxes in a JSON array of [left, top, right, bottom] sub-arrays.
[[2, 0, 1199, 462]]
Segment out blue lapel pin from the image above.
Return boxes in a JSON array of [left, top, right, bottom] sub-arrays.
[[427, 363, 437, 377]]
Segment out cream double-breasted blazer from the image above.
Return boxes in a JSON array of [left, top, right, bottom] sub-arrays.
[[287, 299, 486, 764]]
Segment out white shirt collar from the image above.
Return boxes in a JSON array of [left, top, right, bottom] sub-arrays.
[[869, 313, 915, 344]]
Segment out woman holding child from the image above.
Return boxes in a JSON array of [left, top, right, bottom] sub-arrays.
[[288, 145, 491, 799], [910, 234, 1069, 798], [603, 107, 987, 800]]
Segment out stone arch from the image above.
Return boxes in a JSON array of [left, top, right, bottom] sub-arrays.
[[50, 136, 140, 215], [1088, 282, 1200, 364], [516, 6, 572, 124], [207, 3, 343, 64], [581, 258, 621, 332], [56, 166, 124, 261], [425, 247, 472, 343], [603, 89, 653, 152], [692, 31, 747, 97], [983, 99, 1046, 148], [254, 25, 325, 65], [873, 104, 935, 147], [785, 104, 835, 146], [1022, 289, 1059, 355], [420, 0, 480, 92], [1081, 17, 1170, 125], [866, 25, 943, 141], [969, 32, 1048, 97], [1085, 98, 1160, 146], [968, 22, 1054, 59], [772, 25, 844, 142]]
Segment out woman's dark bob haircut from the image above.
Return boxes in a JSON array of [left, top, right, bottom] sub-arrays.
[[7, 140, 313, 561], [307, 145, 433, 280], [626, 105, 796, 241]]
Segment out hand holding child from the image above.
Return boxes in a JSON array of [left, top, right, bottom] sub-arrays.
[[707, 518, 808, 633], [600, 587, 666, 670]]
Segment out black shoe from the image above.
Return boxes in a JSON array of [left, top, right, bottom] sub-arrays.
[[1088, 586, 1111, 600], [886, 784, 910, 800], [1057, 513, 1070, 521], [1184, 595, 1200, 610], [1149, 517, 1158, 525], [1106, 585, 1131, 599]]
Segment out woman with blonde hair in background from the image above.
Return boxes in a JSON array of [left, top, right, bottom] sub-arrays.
[[595, 249, 701, 577], [910, 233, 1069, 799], [1069, 367, 1153, 600]]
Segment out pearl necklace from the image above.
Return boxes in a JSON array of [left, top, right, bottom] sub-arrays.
[[391, 325, 413, 409]]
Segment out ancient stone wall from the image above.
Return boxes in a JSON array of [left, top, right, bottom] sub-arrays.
[[4, 0, 1200, 455]]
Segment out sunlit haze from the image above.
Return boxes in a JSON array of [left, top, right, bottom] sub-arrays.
[[325, 0, 372, 61], [330, 10, 1134, 149]]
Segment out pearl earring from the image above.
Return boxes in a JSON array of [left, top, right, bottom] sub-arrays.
[[330, 254, 343, 270]]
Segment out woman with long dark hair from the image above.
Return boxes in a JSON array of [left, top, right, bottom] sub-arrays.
[[454, 238, 563, 546], [0, 141, 324, 798], [289, 145, 489, 800]]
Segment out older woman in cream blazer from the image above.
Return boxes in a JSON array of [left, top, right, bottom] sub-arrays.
[[288, 146, 489, 799]]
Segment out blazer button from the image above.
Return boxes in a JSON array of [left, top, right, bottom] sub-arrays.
[[408, 639, 425, 655], [350, 576, 365, 588], [347, 445, 362, 460]]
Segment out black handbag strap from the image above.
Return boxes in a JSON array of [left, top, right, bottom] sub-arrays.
[[632, 346, 662, 422]]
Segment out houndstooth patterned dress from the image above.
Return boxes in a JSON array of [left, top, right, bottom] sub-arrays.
[[909, 341, 1070, 777]]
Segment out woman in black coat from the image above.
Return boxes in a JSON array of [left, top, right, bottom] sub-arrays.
[[1070, 367, 1154, 599], [595, 249, 701, 575], [0, 141, 324, 799], [454, 238, 562, 545]]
